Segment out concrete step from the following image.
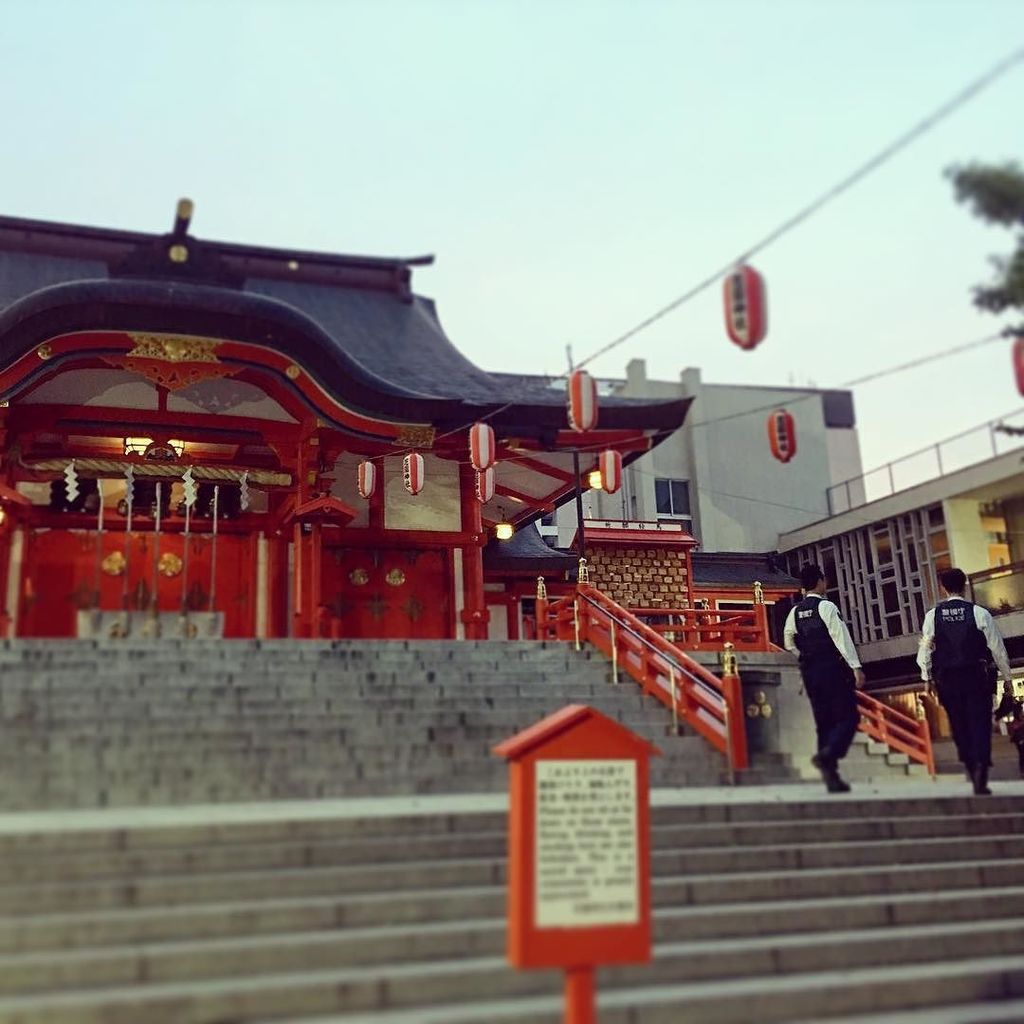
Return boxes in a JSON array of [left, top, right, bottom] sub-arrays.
[[249, 955, 1024, 1024]]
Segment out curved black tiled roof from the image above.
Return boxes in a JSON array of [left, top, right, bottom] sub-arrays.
[[0, 215, 690, 434]]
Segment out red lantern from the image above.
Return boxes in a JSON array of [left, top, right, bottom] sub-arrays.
[[598, 450, 622, 494], [469, 422, 497, 471], [567, 368, 599, 432], [724, 264, 767, 350], [1014, 336, 1024, 396], [357, 460, 377, 499], [403, 453, 425, 495], [476, 467, 495, 503], [767, 409, 797, 463]]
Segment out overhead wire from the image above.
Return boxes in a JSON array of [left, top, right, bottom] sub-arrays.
[[362, 47, 1024, 479]]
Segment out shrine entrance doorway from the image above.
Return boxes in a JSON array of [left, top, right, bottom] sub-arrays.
[[321, 545, 453, 640]]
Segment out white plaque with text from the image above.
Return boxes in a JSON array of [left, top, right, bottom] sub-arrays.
[[534, 759, 638, 928]]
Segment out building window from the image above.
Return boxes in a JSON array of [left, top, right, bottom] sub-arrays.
[[655, 478, 691, 519]]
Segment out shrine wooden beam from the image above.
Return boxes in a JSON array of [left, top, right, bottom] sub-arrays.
[[508, 455, 575, 484], [9, 404, 301, 446], [494, 484, 555, 512]]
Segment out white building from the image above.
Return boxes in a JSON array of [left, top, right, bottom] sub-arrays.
[[543, 358, 864, 552]]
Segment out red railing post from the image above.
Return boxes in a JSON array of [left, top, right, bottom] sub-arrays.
[[752, 580, 771, 651], [719, 642, 748, 773], [535, 576, 549, 641]]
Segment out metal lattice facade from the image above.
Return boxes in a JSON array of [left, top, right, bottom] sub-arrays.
[[785, 504, 950, 645]]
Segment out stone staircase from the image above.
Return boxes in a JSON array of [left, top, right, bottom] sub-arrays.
[[0, 791, 1022, 1022], [0, 638, 802, 808]]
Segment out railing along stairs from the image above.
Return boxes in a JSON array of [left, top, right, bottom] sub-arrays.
[[535, 575, 749, 777], [535, 567, 935, 780], [856, 689, 935, 777]]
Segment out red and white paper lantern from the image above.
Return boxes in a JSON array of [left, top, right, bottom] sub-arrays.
[[1014, 336, 1024, 397], [767, 409, 797, 464], [723, 264, 768, 350], [403, 453, 425, 494], [468, 422, 497, 471], [475, 467, 495, 503], [567, 368, 599, 432], [597, 450, 622, 493], [357, 460, 377, 499]]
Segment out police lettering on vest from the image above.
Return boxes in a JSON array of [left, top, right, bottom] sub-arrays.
[[793, 596, 842, 666], [932, 600, 989, 676]]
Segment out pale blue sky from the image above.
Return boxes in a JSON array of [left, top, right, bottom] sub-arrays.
[[1, 0, 1022, 470]]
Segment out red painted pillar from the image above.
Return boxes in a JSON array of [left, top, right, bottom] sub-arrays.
[[564, 966, 595, 1024], [292, 521, 305, 637], [310, 520, 324, 637], [459, 463, 489, 640]]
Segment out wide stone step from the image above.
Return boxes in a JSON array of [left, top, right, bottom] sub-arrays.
[[1, 928, 1023, 1023], [5, 881, 1024, 958], [3, 841, 1022, 915], [5, 813, 1024, 885], [249, 955, 1024, 1024]]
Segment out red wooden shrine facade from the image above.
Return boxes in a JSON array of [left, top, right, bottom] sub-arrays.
[[0, 205, 689, 641]]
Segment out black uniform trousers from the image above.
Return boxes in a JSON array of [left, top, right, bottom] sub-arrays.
[[800, 657, 859, 766], [934, 666, 993, 770]]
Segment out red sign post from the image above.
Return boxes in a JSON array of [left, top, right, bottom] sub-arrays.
[[493, 705, 660, 1024]]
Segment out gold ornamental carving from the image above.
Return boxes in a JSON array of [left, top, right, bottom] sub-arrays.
[[101, 551, 127, 577], [36, 344, 53, 360], [395, 425, 436, 449], [385, 568, 406, 587], [126, 334, 221, 363], [158, 552, 183, 578]]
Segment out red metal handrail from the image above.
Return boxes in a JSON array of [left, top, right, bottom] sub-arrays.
[[630, 605, 777, 653], [539, 584, 748, 773], [856, 690, 935, 777]]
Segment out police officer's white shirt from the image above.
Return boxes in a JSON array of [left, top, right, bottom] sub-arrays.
[[917, 597, 1011, 682], [783, 594, 862, 670]]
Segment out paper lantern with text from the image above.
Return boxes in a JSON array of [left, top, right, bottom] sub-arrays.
[[403, 453, 425, 495], [357, 460, 377, 499], [767, 409, 797, 463], [476, 467, 495, 503], [598, 450, 623, 493], [567, 368, 599, 432], [1014, 336, 1024, 396], [724, 264, 767, 350], [469, 422, 497, 471]]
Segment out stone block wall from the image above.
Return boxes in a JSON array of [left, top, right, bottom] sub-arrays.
[[584, 544, 691, 608]]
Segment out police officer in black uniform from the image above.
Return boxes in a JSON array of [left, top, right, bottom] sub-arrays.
[[918, 567, 1011, 795], [784, 564, 866, 793]]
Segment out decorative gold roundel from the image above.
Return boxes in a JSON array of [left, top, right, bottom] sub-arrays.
[[158, 552, 183, 578], [285, 364, 301, 380], [168, 243, 189, 264], [385, 568, 406, 587], [101, 551, 126, 577], [349, 568, 369, 586]]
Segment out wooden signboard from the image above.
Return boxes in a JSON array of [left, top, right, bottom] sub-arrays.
[[493, 704, 660, 1024]]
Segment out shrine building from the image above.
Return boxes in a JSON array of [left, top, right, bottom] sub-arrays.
[[0, 203, 689, 641]]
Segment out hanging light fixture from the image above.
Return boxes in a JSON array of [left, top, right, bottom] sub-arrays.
[[469, 422, 497, 471], [495, 521, 514, 541], [357, 460, 377, 499], [767, 408, 797, 463], [476, 466, 495, 503], [587, 469, 603, 489], [598, 450, 622, 493], [567, 368, 599, 432], [403, 453, 425, 495], [724, 264, 768, 350]]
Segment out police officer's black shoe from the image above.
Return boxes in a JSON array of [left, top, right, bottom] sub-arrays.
[[971, 766, 992, 796], [825, 774, 851, 794]]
